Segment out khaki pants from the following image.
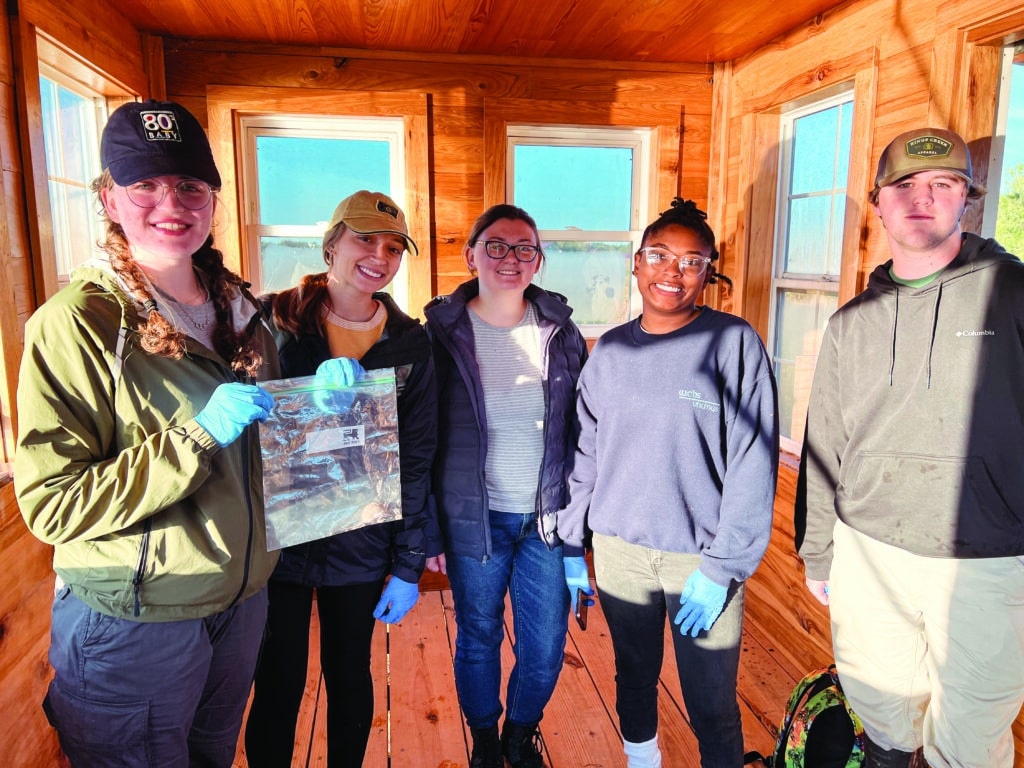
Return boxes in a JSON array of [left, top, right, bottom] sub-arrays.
[[829, 521, 1024, 768]]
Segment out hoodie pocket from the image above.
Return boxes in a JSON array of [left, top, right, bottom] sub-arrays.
[[843, 452, 1017, 546]]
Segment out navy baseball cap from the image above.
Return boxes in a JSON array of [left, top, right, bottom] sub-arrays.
[[100, 100, 221, 188]]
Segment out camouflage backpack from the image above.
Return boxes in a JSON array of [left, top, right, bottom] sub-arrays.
[[746, 664, 865, 768]]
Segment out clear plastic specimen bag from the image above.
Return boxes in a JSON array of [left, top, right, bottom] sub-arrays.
[[259, 368, 402, 550]]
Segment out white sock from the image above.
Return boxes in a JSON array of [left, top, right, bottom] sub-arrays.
[[623, 734, 662, 768]]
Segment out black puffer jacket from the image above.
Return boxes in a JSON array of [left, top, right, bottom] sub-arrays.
[[425, 279, 587, 561], [266, 292, 439, 586]]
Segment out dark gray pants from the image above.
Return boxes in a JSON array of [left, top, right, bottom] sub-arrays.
[[43, 585, 268, 767]]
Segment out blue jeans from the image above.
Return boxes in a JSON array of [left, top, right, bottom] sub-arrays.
[[44, 585, 268, 767], [447, 510, 569, 729], [593, 533, 745, 768]]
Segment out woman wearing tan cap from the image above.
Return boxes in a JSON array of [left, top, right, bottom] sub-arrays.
[[246, 190, 438, 768]]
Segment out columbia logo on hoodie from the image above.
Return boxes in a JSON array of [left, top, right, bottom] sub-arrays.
[[955, 329, 995, 337]]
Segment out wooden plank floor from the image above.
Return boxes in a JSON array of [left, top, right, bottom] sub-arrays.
[[233, 582, 795, 768]]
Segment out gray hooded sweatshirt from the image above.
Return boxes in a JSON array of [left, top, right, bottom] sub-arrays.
[[799, 233, 1024, 580]]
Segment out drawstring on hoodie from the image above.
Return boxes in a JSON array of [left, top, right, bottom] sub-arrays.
[[888, 275, 944, 389], [925, 282, 943, 389], [889, 288, 899, 386]]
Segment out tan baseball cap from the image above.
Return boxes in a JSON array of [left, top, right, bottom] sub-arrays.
[[874, 128, 974, 189], [326, 190, 418, 255]]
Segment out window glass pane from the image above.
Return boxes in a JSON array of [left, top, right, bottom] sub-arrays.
[[995, 55, 1024, 257], [39, 74, 103, 285], [260, 236, 324, 293], [785, 196, 839, 275], [536, 241, 634, 325], [836, 103, 852, 187], [791, 109, 840, 194], [40, 78, 61, 172], [513, 145, 632, 231], [256, 136, 391, 226], [58, 87, 98, 183], [773, 289, 838, 442]]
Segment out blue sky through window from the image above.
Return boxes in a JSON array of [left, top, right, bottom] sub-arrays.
[[256, 136, 391, 226], [1002, 62, 1024, 194], [513, 145, 633, 230]]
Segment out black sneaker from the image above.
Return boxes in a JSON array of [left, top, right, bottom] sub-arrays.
[[501, 721, 546, 768]]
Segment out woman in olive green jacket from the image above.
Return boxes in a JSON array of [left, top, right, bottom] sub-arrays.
[[15, 100, 280, 767]]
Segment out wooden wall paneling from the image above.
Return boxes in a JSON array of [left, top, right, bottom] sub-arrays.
[[724, 113, 755, 320], [431, 101, 484, 295], [161, 39, 709, 98], [9, 19, 55, 308], [738, 112, 780, 339], [676, 106, 711, 205], [954, 1, 1024, 46], [706, 62, 732, 312], [165, 50, 528, 101], [929, 27, 968, 133], [405, 107, 433, 307], [205, 85, 432, 314], [870, 45, 934, 135], [142, 33, 166, 100], [0, 13, 34, 461], [18, 0, 146, 96], [841, 62, 879, 301], [946, 37, 1003, 236]]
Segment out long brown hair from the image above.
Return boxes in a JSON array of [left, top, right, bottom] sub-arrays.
[[267, 219, 347, 336], [92, 170, 264, 378]]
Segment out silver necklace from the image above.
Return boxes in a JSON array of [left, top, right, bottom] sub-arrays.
[[153, 283, 214, 331]]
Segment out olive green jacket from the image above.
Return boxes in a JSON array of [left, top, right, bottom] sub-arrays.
[[15, 262, 280, 621]]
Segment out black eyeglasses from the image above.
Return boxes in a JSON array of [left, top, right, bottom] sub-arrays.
[[124, 179, 214, 210], [475, 240, 541, 263]]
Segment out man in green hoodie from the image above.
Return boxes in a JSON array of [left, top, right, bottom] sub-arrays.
[[797, 127, 1024, 768]]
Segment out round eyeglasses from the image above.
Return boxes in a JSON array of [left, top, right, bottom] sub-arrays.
[[638, 246, 711, 276], [476, 240, 541, 263], [124, 179, 214, 211]]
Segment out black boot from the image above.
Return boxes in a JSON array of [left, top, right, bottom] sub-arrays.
[[501, 721, 546, 768], [864, 735, 914, 768], [470, 725, 503, 768]]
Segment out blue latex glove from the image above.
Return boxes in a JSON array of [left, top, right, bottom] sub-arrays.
[[564, 556, 595, 614], [194, 382, 274, 447], [373, 576, 419, 624], [313, 357, 365, 413], [673, 570, 728, 637]]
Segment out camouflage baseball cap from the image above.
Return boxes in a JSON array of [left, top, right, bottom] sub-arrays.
[[874, 127, 973, 189]]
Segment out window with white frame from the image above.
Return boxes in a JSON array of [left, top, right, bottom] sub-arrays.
[[506, 125, 651, 335], [770, 89, 853, 450], [986, 41, 1024, 254], [38, 65, 105, 289], [239, 115, 408, 304]]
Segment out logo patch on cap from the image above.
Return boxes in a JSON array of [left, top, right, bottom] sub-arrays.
[[376, 200, 399, 219], [139, 110, 183, 143], [905, 136, 952, 159]]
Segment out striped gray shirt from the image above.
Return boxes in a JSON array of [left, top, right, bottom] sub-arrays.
[[469, 303, 545, 514]]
